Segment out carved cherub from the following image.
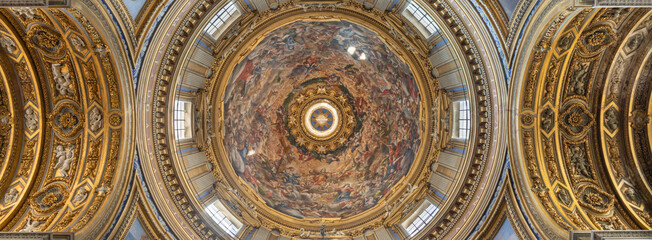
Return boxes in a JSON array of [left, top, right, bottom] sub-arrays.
[[569, 146, 590, 177], [604, 109, 618, 130], [570, 62, 590, 95], [72, 188, 88, 204], [4, 187, 18, 204], [0, 36, 16, 53], [625, 188, 639, 204], [541, 109, 554, 131], [70, 36, 86, 52], [54, 145, 75, 177], [25, 108, 38, 131], [52, 63, 73, 95], [299, 228, 311, 238], [19, 218, 41, 232], [89, 108, 102, 132]]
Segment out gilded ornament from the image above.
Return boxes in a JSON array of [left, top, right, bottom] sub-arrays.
[[284, 83, 358, 154], [583, 193, 602, 206], [556, 188, 572, 206], [52, 210, 77, 231], [41, 192, 61, 206], [53, 144, 75, 177], [24, 108, 38, 132], [17, 62, 35, 101], [3, 187, 19, 204], [82, 62, 100, 100], [18, 139, 36, 176], [0, 36, 16, 53], [556, 32, 574, 53], [604, 108, 618, 131], [568, 144, 591, 178], [58, 112, 77, 129], [587, 32, 605, 47], [19, 218, 41, 233], [51, 63, 74, 96], [608, 57, 624, 97], [579, 26, 615, 54], [520, 114, 534, 126], [606, 139, 624, 179], [83, 138, 101, 178], [560, 104, 594, 136], [543, 140, 558, 179], [540, 108, 554, 132], [568, 62, 591, 96], [109, 114, 122, 126], [577, 185, 614, 214], [30, 184, 68, 214], [51, 103, 84, 138], [28, 26, 65, 55], [88, 108, 102, 132]]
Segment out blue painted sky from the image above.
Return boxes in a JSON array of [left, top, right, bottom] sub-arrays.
[[126, 218, 149, 240], [122, 0, 147, 19], [494, 219, 518, 240], [499, 0, 519, 18]]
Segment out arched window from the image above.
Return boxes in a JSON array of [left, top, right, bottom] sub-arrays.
[[452, 99, 470, 139], [174, 100, 193, 140], [402, 199, 440, 238], [402, 1, 440, 37], [205, 200, 243, 237], [205, 1, 240, 39]]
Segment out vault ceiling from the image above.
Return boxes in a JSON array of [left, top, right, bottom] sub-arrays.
[[0, 6, 133, 239], [512, 7, 652, 239], [0, 0, 649, 239]]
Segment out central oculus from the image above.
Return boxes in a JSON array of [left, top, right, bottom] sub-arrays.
[[307, 103, 336, 135], [223, 20, 421, 219], [285, 84, 356, 153]]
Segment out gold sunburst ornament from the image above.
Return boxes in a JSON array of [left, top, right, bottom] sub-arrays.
[[286, 84, 356, 153]]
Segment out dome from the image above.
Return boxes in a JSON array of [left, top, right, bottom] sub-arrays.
[[222, 20, 421, 219], [136, 0, 507, 238]]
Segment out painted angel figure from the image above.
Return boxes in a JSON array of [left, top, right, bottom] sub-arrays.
[[54, 145, 75, 177]]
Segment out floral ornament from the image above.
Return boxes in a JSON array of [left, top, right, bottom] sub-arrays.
[[577, 184, 615, 214], [57, 112, 78, 129], [560, 103, 594, 137], [29, 184, 68, 214], [27, 26, 65, 55], [50, 103, 84, 138], [579, 26, 615, 54]]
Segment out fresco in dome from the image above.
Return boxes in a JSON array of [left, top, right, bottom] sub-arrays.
[[223, 20, 421, 219]]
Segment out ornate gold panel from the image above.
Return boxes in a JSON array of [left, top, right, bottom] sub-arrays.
[[0, 7, 131, 238], [514, 7, 652, 238]]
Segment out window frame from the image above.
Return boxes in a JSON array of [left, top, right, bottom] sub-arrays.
[[205, 202, 242, 237], [401, 199, 440, 238], [402, 1, 440, 38], [174, 99, 193, 140], [204, 1, 240, 39]]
